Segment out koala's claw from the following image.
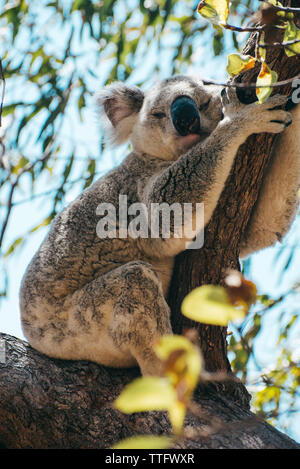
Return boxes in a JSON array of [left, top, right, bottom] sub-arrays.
[[221, 86, 238, 109], [285, 117, 293, 127], [270, 117, 293, 127]]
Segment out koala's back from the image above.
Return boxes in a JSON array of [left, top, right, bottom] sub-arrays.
[[20, 152, 169, 309]]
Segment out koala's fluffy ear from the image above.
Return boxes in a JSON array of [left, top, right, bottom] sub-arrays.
[[97, 83, 144, 145]]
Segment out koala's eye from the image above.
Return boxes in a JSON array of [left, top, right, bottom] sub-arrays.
[[152, 112, 166, 119], [199, 99, 211, 111]]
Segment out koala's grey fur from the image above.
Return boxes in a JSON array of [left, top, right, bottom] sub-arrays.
[[20, 76, 300, 375]]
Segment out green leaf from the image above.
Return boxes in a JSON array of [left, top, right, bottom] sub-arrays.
[[155, 334, 196, 360], [256, 62, 278, 104], [113, 435, 172, 450], [283, 21, 300, 57], [259, 32, 266, 61], [11, 155, 30, 175], [30, 216, 52, 233], [168, 401, 186, 435], [4, 237, 24, 257], [213, 27, 224, 56], [114, 376, 177, 414], [226, 53, 256, 77], [181, 285, 245, 326], [197, 0, 229, 25], [155, 334, 202, 390], [84, 158, 96, 189], [267, 0, 293, 20]]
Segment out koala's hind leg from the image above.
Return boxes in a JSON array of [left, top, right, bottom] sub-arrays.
[[23, 261, 172, 376]]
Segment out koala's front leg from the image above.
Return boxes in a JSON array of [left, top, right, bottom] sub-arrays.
[[240, 102, 300, 258], [145, 93, 292, 252]]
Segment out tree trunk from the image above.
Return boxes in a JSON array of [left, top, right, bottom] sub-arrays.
[[0, 333, 299, 449], [169, 4, 300, 375], [1, 1, 300, 450]]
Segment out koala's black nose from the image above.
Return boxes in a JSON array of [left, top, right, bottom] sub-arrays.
[[171, 96, 200, 136]]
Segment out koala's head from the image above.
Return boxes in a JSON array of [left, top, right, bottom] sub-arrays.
[[97, 76, 223, 161]]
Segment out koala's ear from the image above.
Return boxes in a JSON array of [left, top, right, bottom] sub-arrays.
[[97, 82, 144, 145]]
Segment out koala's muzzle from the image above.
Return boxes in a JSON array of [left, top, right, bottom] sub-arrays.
[[171, 96, 200, 136]]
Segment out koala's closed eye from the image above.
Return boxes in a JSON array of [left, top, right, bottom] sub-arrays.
[[152, 111, 166, 119], [199, 99, 211, 111]]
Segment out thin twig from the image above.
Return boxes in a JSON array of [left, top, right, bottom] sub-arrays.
[[202, 73, 300, 89], [222, 23, 264, 33], [260, 38, 300, 48], [261, 0, 300, 13], [0, 59, 5, 127]]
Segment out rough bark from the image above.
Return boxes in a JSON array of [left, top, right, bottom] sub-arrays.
[[0, 333, 299, 449], [169, 6, 300, 376]]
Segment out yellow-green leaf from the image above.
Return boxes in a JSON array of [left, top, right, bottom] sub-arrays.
[[30, 216, 52, 233], [256, 62, 278, 104], [181, 285, 245, 326], [259, 32, 266, 61], [268, 0, 283, 5], [113, 435, 172, 450], [226, 53, 256, 77], [11, 155, 30, 175], [114, 376, 177, 413], [155, 335, 202, 391], [283, 21, 300, 57], [197, 0, 229, 26], [4, 237, 24, 257], [168, 401, 186, 435], [267, 0, 293, 19], [155, 334, 196, 360]]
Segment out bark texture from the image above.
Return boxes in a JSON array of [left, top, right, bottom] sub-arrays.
[[169, 10, 300, 375], [0, 333, 299, 449]]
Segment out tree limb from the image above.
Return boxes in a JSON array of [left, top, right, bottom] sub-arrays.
[[0, 333, 299, 449]]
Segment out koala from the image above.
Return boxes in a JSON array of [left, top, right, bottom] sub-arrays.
[[20, 76, 300, 375]]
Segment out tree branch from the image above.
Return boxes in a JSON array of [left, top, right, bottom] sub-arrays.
[[0, 333, 299, 449]]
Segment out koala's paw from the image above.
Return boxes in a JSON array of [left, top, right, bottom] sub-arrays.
[[222, 89, 292, 135], [250, 94, 292, 134]]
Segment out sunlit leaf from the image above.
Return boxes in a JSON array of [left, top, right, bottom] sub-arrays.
[[114, 376, 177, 413], [197, 0, 229, 26], [168, 401, 186, 435], [226, 53, 256, 77], [181, 285, 245, 326], [155, 334, 202, 392], [283, 21, 300, 57], [30, 216, 52, 233], [259, 32, 266, 61], [113, 435, 173, 449], [256, 61, 278, 104], [11, 155, 30, 175], [266, 0, 293, 20], [4, 237, 24, 257]]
